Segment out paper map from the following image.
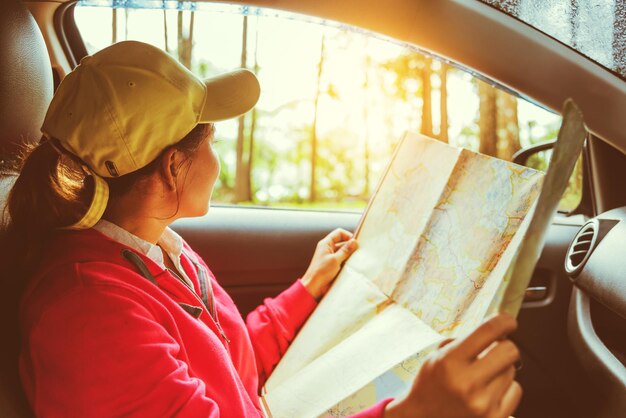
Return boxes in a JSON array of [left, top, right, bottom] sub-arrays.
[[261, 100, 586, 418]]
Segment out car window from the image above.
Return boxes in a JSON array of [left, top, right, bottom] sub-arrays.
[[74, 1, 580, 213], [481, 0, 626, 81]]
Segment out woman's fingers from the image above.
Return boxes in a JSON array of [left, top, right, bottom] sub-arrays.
[[333, 241, 349, 250], [492, 381, 523, 418], [438, 338, 455, 349], [471, 339, 520, 385], [449, 314, 517, 360], [454, 365, 517, 418], [482, 365, 516, 411], [333, 239, 358, 262], [326, 228, 353, 244], [393, 314, 522, 418], [326, 229, 357, 262]]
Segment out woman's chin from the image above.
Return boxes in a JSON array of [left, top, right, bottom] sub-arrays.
[[197, 201, 211, 217], [188, 195, 213, 217], [178, 203, 210, 220]]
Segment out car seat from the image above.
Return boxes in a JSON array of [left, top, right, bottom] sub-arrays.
[[0, 0, 54, 416], [0, 0, 53, 210]]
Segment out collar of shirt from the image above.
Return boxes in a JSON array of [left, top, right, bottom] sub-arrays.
[[93, 219, 195, 289]]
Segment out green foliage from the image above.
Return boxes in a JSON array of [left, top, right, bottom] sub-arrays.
[[381, 52, 426, 101]]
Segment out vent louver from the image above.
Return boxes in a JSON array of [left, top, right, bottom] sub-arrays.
[[565, 220, 598, 276]]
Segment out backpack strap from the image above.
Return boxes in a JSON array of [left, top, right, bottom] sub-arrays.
[[121, 249, 156, 285], [122, 248, 204, 320], [182, 249, 215, 320]]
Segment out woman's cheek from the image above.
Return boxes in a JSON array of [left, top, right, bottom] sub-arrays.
[[212, 147, 221, 179], [204, 147, 220, 210]]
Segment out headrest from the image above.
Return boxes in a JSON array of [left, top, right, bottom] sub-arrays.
[[0, 0, 53, 172]]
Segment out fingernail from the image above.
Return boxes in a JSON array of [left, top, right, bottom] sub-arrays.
[[514, 359, 523, 371]]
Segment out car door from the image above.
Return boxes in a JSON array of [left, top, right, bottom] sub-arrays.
[[171, 206, 591, 418]]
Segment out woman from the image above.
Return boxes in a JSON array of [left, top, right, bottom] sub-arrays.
[[4, 41, 521, 417]]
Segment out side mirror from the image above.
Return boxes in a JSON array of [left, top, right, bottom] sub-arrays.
[[513, 140, 585, 214]]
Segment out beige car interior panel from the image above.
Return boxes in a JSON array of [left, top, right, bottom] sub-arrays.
[[24, 1, 72, 77]]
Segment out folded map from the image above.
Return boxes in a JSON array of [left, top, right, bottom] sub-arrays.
[[260, 100, 586, 418]]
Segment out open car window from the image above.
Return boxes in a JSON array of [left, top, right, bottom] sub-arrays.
[[74, 1, 578, 212]]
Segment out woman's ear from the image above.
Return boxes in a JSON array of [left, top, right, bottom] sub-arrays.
[[160, 148, 180, 190]]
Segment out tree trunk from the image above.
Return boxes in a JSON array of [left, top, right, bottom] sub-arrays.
[[177, 9, 193, 69], [439, 62, 449, 143], [112, 9, 117, 44], [310, 34, 325, 202], [496, 91, 520, 161], [234, 15, 250, 203], [478, 80, 497, 157], [189, 10, 194, 62], [245, 21, 260, 202], [163, 9, 169, 53], [247, 107, 257, 202], [124, 8, 129, 40], [420, 57, 433, 137], [177, 10, 183, 62]]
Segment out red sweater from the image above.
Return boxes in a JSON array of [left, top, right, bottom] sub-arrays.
[[19, 229, 390, 417]]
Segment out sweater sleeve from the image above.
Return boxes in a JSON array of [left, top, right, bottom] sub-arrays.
[[22, 274, 223, 418], [245, 279, 317, 384]]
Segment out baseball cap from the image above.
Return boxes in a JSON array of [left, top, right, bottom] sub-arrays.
[[41, 40, 260, 229]]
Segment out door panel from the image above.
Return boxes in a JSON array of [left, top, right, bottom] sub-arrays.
[[513, 219, 592, 418], [172, 206, 359, 315], [173, 206, 591, 418]]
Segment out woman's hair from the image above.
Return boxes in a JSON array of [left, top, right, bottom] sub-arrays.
[[1, 123, 212, 279]]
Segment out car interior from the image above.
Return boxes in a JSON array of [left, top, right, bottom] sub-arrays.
[[0, 1, 625, 418]]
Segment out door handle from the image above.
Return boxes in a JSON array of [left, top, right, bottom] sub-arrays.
[[524, 286, 548, 302]]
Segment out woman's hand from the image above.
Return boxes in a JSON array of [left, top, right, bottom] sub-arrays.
[[385, 314, 522, 418], [301, 228, 358, 300]]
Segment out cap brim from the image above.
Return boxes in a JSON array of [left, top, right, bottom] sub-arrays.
[[199, 69, 260, 123]]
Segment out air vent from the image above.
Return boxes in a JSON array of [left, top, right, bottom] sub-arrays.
[[565, 220, 598, 277]]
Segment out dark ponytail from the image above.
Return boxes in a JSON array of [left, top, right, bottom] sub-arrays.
[[2, 138, 91, 276], [2, 122, 212, 278], [0, 124, 211, 416], [0, 139, 92, 411]]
